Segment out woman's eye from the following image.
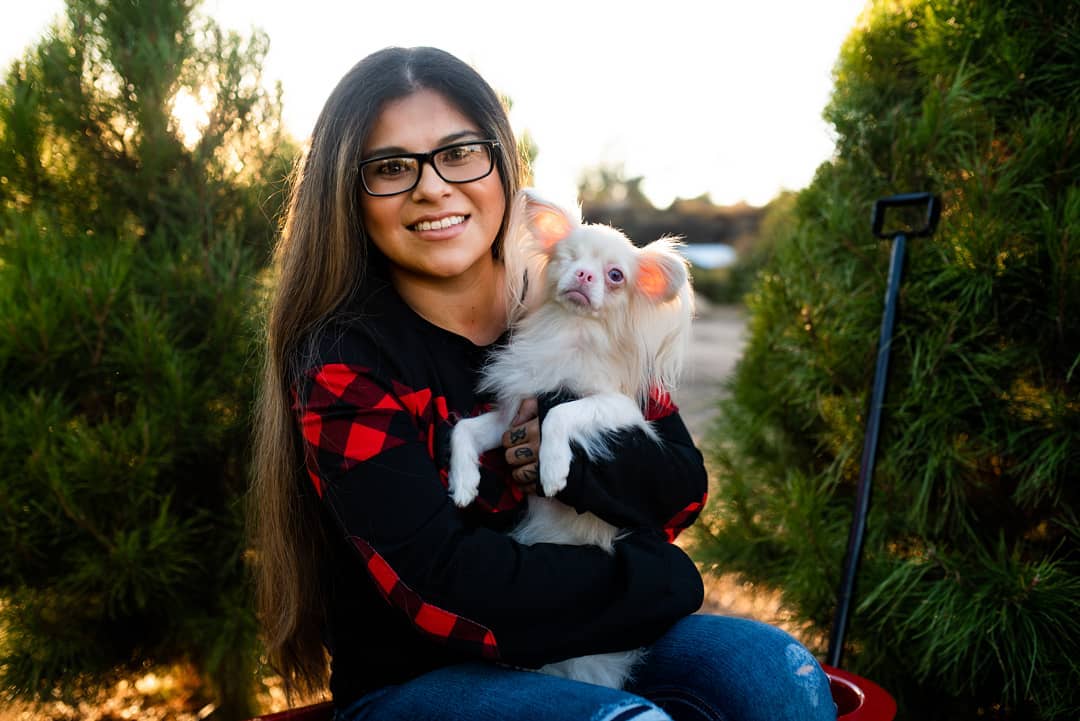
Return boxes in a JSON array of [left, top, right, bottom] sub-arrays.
[[607, 268, 625, 284], [375, 159, 411, 177], [439, 145, 478, 165]]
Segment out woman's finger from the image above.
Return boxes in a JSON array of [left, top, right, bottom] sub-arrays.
[[502, 418, 539, 460], [511, 397, 539, 427], [506, 438, 537, 467], [512, 463, 539, 494]]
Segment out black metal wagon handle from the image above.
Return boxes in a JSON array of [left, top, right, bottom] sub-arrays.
[[827, 192, 940, 669], [871, 192, 941, 238]]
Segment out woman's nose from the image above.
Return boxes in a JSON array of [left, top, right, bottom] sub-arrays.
[[410, 161, 452, 199]]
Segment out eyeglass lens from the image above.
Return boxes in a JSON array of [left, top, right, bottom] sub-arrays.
[[361, 142, 495, 196]]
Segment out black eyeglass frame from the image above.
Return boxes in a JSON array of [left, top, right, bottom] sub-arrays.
[[358, 139, 501, 197]]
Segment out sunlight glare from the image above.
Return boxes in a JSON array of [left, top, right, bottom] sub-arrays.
[[169, 86, 213, 150]]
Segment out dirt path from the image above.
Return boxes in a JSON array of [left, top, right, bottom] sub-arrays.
[[671, 298, 746, 446]]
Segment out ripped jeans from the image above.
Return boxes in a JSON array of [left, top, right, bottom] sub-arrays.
[[334, 615, 838, 721]]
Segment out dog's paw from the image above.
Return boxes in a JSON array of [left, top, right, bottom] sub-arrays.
[[538, 442, 572, 497], [448, 466, 481, 507]]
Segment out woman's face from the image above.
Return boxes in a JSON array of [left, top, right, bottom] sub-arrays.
[[359, 89, 506, 288]]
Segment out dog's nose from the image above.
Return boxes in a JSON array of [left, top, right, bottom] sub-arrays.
[[575, 269, 594, 284]]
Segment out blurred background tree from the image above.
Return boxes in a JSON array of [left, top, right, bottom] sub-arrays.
[[695, 0, 1079, 719], [578, 163, 652, 208], [687, 191, 796, 305], [0, 0, 295, 717]]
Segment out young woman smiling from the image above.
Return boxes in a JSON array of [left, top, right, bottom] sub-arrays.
[[249, 46, 836, 721]]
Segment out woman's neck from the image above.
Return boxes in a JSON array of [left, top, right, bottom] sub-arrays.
[[391, 259, 507, 346]]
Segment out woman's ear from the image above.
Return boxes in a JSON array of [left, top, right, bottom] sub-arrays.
[[635, 238, 689, 302], [521, 189, 577, 251]]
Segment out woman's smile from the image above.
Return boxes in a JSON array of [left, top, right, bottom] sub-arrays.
[[408, 213, 468, 233]]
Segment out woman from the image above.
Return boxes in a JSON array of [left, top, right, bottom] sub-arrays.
[[250, 46, 836, 721]]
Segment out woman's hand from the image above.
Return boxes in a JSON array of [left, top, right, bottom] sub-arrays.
[[503, 398, 540, 494]]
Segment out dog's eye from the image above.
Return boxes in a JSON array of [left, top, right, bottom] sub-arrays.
[[606, 268, 625, 284]]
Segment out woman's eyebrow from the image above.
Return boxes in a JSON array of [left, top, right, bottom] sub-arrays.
[[438, 130, 483, 145], [363, 130, 484, 158]]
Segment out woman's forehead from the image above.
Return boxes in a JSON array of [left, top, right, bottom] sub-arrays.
[[363, 89, 481, 155]]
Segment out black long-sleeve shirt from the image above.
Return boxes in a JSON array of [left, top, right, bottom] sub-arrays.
[[293, 281, 708, 707]]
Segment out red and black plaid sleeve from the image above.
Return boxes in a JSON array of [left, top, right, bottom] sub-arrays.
[[298, 363, 506, 659]]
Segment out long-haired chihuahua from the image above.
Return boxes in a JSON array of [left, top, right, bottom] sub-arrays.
[[448, 188, 694, 688]]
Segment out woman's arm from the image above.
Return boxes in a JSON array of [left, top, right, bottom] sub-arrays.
[[298, 364, 703, 668], [535, 390, 709, 540]]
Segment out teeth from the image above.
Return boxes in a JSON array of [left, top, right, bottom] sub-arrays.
[[413, 215, 465, 231]]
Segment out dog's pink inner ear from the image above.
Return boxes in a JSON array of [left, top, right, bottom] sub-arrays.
[[636, 253, 683, 302], [528, 206, 572, 250], [637, 262, 670, 300]]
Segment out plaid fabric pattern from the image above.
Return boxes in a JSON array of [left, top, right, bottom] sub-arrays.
[[299, 364, 408, 497], [663, 496, 707, 542], [299, 363, 447, 491], [644, 386, 678, 421], [473, 447, 525, 512], [300, 363, 522, 512], [349, 536, 500, 660], [297, 362, 509, 659]]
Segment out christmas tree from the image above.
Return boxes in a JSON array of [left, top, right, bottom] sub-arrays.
[[0, 0, 294, 716], [694, 1, 1079, 718]]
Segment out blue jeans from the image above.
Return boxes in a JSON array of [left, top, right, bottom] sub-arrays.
[[335, 615, 838, 721]]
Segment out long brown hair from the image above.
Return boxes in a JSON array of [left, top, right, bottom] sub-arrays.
[[248, 46, 526, 696]]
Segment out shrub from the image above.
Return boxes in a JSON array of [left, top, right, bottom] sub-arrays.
[[0, 1, 295, 717], [694, 1, 1080, 718]]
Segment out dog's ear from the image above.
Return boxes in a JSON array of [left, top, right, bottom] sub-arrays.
[[521, 189, 577, 251], [503, 189, 582, 320], [635, 238, 689, 303]]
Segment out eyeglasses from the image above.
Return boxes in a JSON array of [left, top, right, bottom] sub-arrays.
[[358, 139, 500, 197]]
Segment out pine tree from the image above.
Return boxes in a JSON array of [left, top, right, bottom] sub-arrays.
[[694, 1, 1079, 718], [0, 1, 294, 716]]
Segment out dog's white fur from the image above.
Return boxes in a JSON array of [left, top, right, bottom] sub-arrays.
[[447, 189, 694, 689]]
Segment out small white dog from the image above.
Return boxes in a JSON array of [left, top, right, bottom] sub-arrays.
[[448, 189, 694, 689]]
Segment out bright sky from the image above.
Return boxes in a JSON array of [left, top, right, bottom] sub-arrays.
[[2, 0, 868, 208]]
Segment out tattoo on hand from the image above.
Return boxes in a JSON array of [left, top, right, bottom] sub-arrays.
[[514, 447, 533, 460], [508, 427, 527, 443]]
